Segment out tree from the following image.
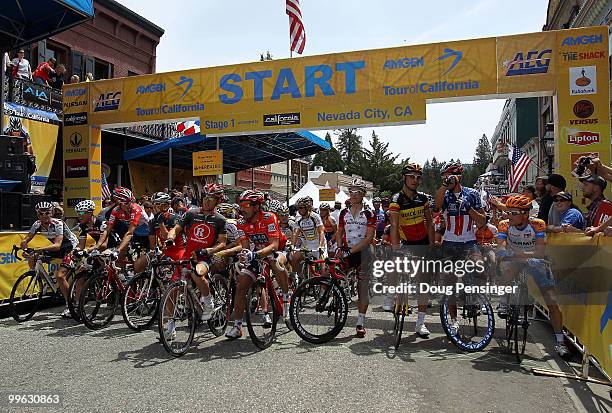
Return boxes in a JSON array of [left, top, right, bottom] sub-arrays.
[[361, 131, 401, 194], [473, 134, 492, 173], [335, 128, 364, 175], [310, 132, 344, 172]]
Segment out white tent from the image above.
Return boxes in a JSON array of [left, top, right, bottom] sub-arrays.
[[289, 180, 321, 207], [335, 190, 349, 205]]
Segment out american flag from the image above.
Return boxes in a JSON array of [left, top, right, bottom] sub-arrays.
[[508, 145, 531, 192], [101, 171, 112, 200], [286, 0, 306, 54], [176, 120, 200, 136]]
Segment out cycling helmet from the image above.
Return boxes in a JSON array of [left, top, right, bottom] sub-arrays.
[[401, 163, 423, 175], [239, 189, 265, 205], [8, 116, 22, 132], [202, 183, 224, 199], [319, 202, 331, 210], [35, 201, 54, 211], [349, 178, 366, 193], [372, 197, 381, 203], [75, 200, 96, 213], [440, 161, 464, 175], [151, 192, 171, 204], [112, 186, 133, 203], [171, 197, 184, 207], [268, 199, 283, 213], [216, 203, 235, 218], [297, 196, 313, 207], [505, 195, 532, 210], [278, 205, 290, 215]]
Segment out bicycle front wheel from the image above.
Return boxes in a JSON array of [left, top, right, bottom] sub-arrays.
[[245, 280, 277, 350], [9, 271, 43, 322], [158, 282, 197, 357], [290, 277, 348, 344], [440, 293, 495, 352], [68, 271, 90, 323], [515, 306, 529, 363], [79, 275, 119, 330], [121, 272, 162, 332]]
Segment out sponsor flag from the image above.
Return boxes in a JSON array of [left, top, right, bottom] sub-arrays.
[[508, 145, 531, 192], [286, 0, 306, 54], [101, 171, 112, 200]]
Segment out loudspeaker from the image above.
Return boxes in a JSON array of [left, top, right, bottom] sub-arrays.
[[0, 154, 31, 193], [0, 192, 22, 230], [0, 134, 24, 157], [21, 194, 49, 229]]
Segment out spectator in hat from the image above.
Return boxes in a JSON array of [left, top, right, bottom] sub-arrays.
[[32, 57, 56, 86], [581, 175, 611, 236], [549, 191, 585, 233], [538, 173, 566, 225]]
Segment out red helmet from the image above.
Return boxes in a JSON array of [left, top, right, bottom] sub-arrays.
[[112, 186, 133, 203], [202, 183, 224, 199], [440, 161, 464, 175], [239, 189, 265, 205]]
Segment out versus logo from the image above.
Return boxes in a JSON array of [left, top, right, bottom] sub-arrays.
[[569, 66, 597, 96], [570, 100, 598, 125], [263, 112, 300, 126], [503, 49, 551, 76], [561, 34, 603, 46], [70, 132, 83, 147], [64, 112, 88, 126], [65, 88, 86, 97], [568, 131, 599, 146], [136, 83, 166, 94], [93, 91, 121, 112]]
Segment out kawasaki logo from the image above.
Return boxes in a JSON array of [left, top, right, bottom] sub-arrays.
[[568, 131, 599, 145]]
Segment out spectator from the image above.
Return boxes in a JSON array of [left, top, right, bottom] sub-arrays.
[[331, 201, 342, 223], [142, 201, 154, 221], [70, 74, 80, 84], [538, 173, 566, 225], [580, 175, 610, 235], [182, 185, 192, 206], [171, 197, 187, 216], [11, 49, 32, 80], [549, 191, 585, 232], [32, 57, 56, 86], [535, 176, 548, 199], [3, 52, 10, 75], [522, 185, 540, 217], [583, 156, 612, 184], [85, 72, 94, 82], [49, 64, 65, 89]]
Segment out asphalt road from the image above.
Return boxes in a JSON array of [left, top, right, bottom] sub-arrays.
[[0, 299, 609, 413]]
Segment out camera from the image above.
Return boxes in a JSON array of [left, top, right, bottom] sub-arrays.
[[571, 156, 592, 178]]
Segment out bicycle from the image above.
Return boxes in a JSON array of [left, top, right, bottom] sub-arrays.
[[157, 258, 229, 357], [66, 249, 103, 322], [289, 256, 350, 344], [9, 245, 80, 322], [498, 257, 545, 363]]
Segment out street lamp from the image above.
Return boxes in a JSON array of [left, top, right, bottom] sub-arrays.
[[541, 122, 555, 174]]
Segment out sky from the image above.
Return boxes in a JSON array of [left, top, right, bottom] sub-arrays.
[[118, 0, 550, 165]]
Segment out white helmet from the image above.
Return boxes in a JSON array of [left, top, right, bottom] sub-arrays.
[[75, 199, 96, 213]]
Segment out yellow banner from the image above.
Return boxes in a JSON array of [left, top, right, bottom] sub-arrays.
[[193, 150, 223, 176], [319, 188, 336, 202], [555, 26, 610, 201], [127, 160, 196, 196], [2, 115, 58, 194]]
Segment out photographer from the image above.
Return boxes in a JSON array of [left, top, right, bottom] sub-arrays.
[[579, 175, 610, 236], [580, 155, 612, 183]]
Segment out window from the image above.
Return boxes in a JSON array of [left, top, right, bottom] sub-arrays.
[[128, 70, 139, 77], [94, 58, 114, 80]]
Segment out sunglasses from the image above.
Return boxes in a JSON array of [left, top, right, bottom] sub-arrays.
[[37, 210, 51, 215], [240, 202, 254, 208], [553, 199, 570, 203], [404, 174, 422, 180], [297, 206, 307, 210], [507, 211, 527, 216], [76, 211, 90, 216], [349, 190, 364, 195]]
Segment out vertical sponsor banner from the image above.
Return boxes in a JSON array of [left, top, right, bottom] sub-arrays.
[[555, 26, 610, 200], [89, 127, 102, 212], [2, 115, 58, 193], [496, 31, 557, 95]]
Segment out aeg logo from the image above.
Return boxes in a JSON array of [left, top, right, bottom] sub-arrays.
[[503, 49, 551, 76], [93, 92, 121, 112]]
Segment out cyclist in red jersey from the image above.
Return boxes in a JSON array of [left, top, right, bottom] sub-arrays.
[[93, 187, 149, 267], [225, 190, 289, 339], [166, 184, 227, 321]]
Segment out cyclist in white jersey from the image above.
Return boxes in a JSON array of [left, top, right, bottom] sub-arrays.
[[290, 196, 326, 275]]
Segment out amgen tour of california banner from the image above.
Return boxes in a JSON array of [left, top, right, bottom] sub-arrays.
[[2, 114, 59, 193]]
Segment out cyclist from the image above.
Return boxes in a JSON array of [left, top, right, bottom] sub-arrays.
[[388, 163, 435, 337], [165, 183, 227, 321], [212, 202, 243, 271], [92, 187, 149, 270], [225, 190, 289, 339], [319, 202, 337, 257], [433, 161, 486, 336], [74, 200, 106, 250], [290, 196, 327, 276], [496, 195, 570, 357], [20, 201, 78, 318], [373, 197, 386, 240], [336, 179, 376, 337]]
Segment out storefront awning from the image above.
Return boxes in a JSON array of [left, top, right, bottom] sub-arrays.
[[123, 131, 331, 173], [0, 0, 94, 51]]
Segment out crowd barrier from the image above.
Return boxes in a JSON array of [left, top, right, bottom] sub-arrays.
[[0, 230, 610, 377]]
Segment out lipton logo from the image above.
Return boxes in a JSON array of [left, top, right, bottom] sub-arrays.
[[573, 100, 594, 118], [568, 131, 599, 146], [70, 132, 83, 147]]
